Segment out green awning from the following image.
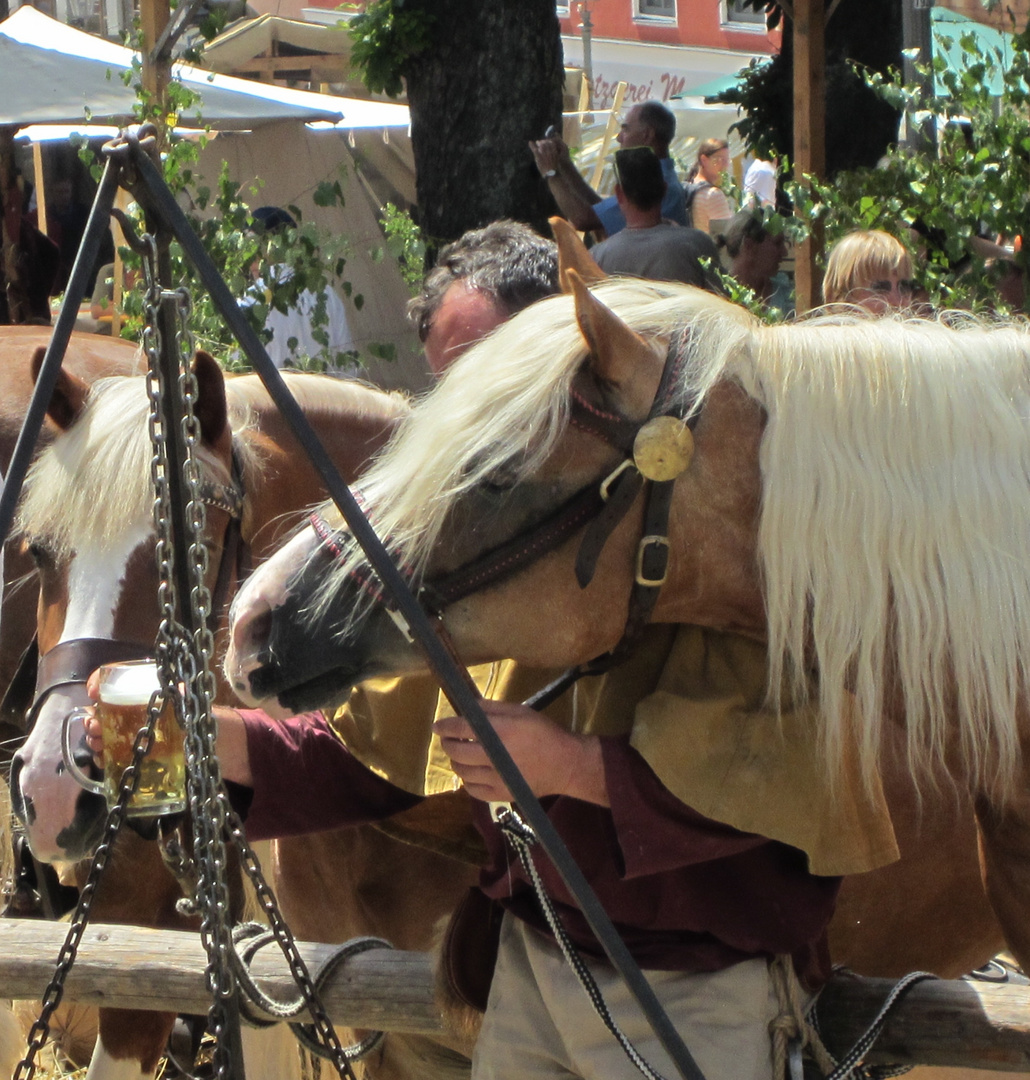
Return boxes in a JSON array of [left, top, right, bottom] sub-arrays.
[[930, 7, 1016, 97]]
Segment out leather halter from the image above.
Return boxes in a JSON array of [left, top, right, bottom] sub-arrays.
[[12, 457, 247, 738], [310, 329, 699, 695]]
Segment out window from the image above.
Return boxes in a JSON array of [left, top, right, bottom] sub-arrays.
[[725, 0, 766, 27], [637, 0, 676, 19], [556, 0, 570, 15]]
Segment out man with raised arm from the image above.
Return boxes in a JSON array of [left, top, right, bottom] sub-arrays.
[[529, 101, 687, 239]]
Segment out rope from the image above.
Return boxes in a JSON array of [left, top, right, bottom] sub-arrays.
[[807, 969, 938, 1080], [230, 922, 392, 1062], [495, 806, 670, 1080], [768, 954, 835, 1080]]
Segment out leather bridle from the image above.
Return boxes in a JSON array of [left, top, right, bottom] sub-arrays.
[[309, 329, 700, 705], [9, 459, 247, 739]]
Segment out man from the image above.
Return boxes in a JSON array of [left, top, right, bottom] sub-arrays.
[[242, 205, 356, 373], [528, 101, 687, 238], [722, 209, 793, 317], [589, 147, 723, 291], [408, 220, 560, 374]]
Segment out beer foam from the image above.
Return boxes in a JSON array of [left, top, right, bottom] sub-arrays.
[[99, 661, 162, 706]]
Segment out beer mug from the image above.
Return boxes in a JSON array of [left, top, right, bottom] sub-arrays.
[[63, 660, 187, 817]]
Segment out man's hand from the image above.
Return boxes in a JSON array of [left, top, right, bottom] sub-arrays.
[[82, 668, 253, 786], [434, 700, 609, 806], [528, 136, 569, 179]]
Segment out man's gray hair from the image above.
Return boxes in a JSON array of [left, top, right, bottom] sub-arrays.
[[637, 101, 676, 150], [408, 220, 560, 342]]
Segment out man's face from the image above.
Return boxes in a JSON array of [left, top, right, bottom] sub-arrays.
[[423, 280, 507, 375], [617, 107, 653, 149]]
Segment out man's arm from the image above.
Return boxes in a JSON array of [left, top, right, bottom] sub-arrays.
[[528, 137, 606, 235]]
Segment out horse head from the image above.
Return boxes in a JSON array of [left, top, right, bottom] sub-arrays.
[[227, 278, 1030, 805], [10, 349, 240, 861], [225, 276, 769, 714]]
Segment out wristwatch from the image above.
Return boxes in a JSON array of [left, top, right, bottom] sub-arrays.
[[543, 169, 557, 178]]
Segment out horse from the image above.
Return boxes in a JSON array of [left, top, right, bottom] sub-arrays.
[[0, 327, 143, 759], [8, 351, 480, 1080], [222, 274, 1030, 1000]]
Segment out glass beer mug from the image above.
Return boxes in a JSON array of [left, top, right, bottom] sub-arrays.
[[63, 659, 187, 817]]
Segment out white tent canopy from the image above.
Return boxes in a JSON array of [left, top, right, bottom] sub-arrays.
[[0, 7, 410, 131]]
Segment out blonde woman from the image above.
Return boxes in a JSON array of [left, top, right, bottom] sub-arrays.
[[688, 138, 734, 234], [822, 229, 915, 312]]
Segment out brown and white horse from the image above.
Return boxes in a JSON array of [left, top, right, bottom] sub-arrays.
[[0, 327, 143, 757], [7, 355, 480, 1080], [223, 276, 1030, 993]]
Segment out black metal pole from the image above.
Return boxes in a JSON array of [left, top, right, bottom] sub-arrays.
[[129, 143, 705, 1080], [0, 159, 121, 550]]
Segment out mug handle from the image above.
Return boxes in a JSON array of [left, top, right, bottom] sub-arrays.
[[62, 706, 105, 796]]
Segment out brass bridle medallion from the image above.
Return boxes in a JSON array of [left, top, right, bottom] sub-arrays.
[[632, 415, 694, 482]]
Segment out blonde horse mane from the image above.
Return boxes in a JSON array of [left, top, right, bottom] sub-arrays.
[[314, 278, 1030, 798]]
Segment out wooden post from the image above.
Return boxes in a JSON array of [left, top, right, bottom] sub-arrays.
[[139, 0, 171, 140], [31, 142, 47, 239], [793, 0, 826, 313]]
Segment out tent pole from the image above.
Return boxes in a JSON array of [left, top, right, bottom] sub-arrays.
[[32, 142, 47, 238]]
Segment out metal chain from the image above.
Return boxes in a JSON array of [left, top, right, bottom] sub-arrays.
[[15, 225, 367, 1080], [141, 233, 363, 1080], [11, 691, 171, 1080], [226, 805, 369, 1075], [142, 233, 240, 1080]]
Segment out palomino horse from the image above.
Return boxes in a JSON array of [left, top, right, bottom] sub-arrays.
[[9, 353, 479, 1080], [223, 276, 1030, 996]]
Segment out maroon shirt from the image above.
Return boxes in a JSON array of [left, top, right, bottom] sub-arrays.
[[237, 709, 839, 984]]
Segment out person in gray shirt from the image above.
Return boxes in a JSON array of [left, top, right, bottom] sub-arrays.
[[589, 148, 723, 293]]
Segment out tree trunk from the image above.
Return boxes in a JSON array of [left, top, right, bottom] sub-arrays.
[[402, 0, 563, 249]]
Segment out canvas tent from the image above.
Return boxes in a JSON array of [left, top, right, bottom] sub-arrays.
[[1, 6, 425, 390], [0, 6, 410, 130]]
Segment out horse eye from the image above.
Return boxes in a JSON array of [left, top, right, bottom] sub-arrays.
[[481, 464, 519, 495]]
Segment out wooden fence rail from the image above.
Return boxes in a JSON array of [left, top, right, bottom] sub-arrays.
[[2, 920, 1030, 1072]]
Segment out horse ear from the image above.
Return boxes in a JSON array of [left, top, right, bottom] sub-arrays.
[[550, 216, 607, 291], [192, 350, 231, 453], [568, 270, 663, 406], [32, 347, 89, 430]]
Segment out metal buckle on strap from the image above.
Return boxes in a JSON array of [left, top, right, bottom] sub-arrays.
[[635, 534, 670, 587]]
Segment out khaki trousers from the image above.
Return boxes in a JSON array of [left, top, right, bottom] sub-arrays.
[[472, 914, 780, 1080]]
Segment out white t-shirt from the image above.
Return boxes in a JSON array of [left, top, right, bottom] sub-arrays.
[[743, 159, 777, 208], [245, 266, 357, 374]]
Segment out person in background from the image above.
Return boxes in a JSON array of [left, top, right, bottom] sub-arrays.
[[742, 157, 778, 209], [822, 229, 914, 313], [721, 209, 792, 317], [687, 138, 734, 235], [409, 220, 560, 375], [588, 147, 723, 292], [243, 205, 356, 373], [528, 102, 687, 239]]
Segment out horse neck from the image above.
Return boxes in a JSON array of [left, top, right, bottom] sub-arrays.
[[651, 378, 767, 640]]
